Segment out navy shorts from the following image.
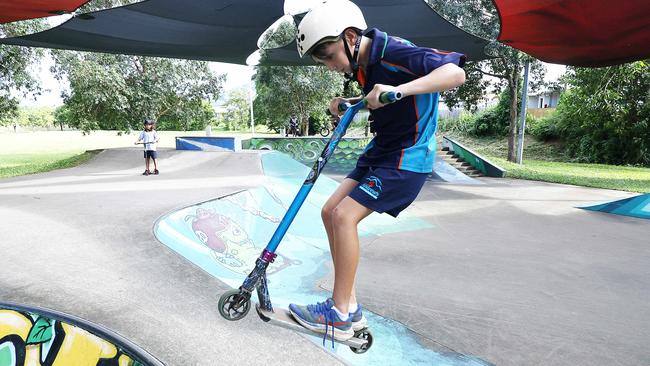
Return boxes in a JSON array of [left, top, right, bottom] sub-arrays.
[[346, 166, 428, 217], [144, 150, 158, 159]]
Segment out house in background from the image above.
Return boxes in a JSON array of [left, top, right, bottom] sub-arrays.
[[528, 90, 561, 109]]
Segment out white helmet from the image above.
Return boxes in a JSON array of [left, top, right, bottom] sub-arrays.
[[296, 0, 367, 58]]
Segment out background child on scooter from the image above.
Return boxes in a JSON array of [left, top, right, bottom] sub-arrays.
[[135, 118, 160, 175]]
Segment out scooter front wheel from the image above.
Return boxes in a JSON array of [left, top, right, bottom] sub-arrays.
[[218, 289, 251, 321]]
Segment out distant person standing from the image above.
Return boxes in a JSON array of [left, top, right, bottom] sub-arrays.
[[135, 118, 160, 175], [288, 114, 299, 137]]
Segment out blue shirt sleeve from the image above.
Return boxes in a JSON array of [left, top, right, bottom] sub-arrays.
[[382, 36, 466, 77]]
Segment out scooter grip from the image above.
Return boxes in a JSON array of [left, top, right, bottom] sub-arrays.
[[378, 91, 403, 104], [325, 91, 402, 116], [325, 102, 351, 116]]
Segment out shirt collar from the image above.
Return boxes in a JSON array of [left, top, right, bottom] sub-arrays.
[[364, 28, 387, 66]]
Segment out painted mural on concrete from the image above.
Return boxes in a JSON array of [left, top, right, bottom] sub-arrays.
[[247, 137, 371, 172], [246, 137, 481, 184], [0, 309, 149, 366], [154, 152, 493, 365]]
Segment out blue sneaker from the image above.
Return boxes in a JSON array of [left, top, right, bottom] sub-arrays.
[[289, 298, 354, 344], [349, 304, 368, 331]]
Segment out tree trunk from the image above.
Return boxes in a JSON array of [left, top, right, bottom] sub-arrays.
[[507, 67, 521, 162]]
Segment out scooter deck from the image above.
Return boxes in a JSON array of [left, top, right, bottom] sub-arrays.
[[255, 305, 369, 349]]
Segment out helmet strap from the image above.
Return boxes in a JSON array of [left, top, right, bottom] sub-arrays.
[[343, 30, 362, 83]]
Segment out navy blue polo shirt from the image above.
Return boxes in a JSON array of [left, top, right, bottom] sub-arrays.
[[356, 28, 466, 173]]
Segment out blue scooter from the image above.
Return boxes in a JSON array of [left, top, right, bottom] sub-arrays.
[[218, 91, 402, 353]]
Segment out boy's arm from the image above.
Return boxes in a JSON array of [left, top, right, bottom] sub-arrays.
[[365, 63, 465, 109]]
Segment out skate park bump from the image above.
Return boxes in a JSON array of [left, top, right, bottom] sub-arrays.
[[154, 151, 493, 365], [579, 193, 650, 220]]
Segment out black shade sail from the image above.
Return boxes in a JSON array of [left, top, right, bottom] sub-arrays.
[[0, 0, 490, 65]]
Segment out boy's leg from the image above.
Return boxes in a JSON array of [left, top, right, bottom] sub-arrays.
[[322, 178, 358, 263], [321, 178, 362, 304], [330, 196, 373, 314], [145, 155, 150, 171]]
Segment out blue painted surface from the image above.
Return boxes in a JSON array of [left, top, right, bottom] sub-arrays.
[[579, 193, 650, 220], [175, 136, 240, 151], [154, 151, 493, 365]]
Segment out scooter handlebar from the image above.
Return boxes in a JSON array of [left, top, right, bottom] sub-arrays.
[[325, 91, 403, 116]]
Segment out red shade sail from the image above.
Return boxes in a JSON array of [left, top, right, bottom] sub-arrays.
[[493, 0, 650, 67], [0, 1, 89, 24]]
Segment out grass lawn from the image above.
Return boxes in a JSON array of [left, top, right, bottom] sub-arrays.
[[0, 151, 100, 178], [451, 135, 650, 193], [0, 129, 276, 179]]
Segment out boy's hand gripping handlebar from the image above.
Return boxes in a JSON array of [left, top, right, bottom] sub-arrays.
[[326, 91, 403, 116]]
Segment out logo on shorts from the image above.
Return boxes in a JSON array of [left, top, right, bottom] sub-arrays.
[[359, 176, 382, 199]]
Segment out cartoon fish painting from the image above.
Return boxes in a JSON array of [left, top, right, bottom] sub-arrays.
[[185, 208, 299, 275]]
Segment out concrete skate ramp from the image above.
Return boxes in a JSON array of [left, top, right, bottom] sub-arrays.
[[579, 193, 650, 220], [154, 151, 493, 366], [245, 137, 480, 184]]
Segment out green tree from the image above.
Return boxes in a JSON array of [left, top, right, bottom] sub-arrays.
[[50, 52, 224, 132], [76, 0, 142, 12], [18, 106, 55, 129], [427, 0, 546, 161], [54, 105, 73, 131], [158, 100, 216, 131], [221, 89, 251, 131], [555, 61, 650, 165], [253, 65, 345, 134], [0, 20, 47, 123]]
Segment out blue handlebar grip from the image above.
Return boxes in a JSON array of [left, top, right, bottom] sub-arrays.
[[379, 91, 403, 104], [326, 91, 402, 115]]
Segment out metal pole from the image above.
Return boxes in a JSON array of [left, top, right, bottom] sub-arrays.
[[249, 78, 255, 135], [516, 61, 530, 164]]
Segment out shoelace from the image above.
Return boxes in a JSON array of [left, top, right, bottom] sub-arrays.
[[322, 309, 337, 349], [307, 301, 337, 348], [306, 300, 331, 313]]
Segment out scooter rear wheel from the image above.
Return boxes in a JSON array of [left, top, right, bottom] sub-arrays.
[[218, 289, 251, 321], [350, 328, 373, 354]]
